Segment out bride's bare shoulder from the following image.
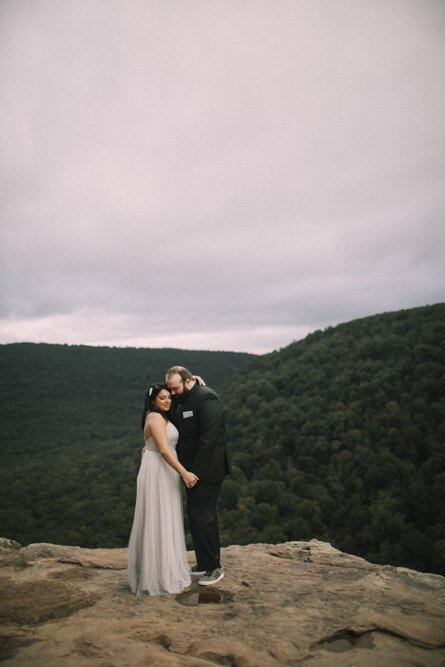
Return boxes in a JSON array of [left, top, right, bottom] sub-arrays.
[[146, 411, 163, 421], [144, 411, 166, 438], [146, 412, 167, 428]]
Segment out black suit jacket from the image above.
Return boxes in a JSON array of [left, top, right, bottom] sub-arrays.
[[171, 383, 231, 483]]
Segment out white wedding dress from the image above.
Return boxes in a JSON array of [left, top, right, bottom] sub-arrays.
[[127, 420, 191, 595]]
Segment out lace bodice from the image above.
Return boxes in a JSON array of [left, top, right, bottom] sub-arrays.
[[144, 419, 179, 452]]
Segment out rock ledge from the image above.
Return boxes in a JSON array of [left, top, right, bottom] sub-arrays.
[[1, 537, 444, 665]]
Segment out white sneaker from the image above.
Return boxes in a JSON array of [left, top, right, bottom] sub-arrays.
[[198, 568, 224, 586]]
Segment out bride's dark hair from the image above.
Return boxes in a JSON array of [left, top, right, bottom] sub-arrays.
[[140, 383, 170, 430]]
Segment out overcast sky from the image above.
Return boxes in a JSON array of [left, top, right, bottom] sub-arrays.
[[1, 0, 444, 354]]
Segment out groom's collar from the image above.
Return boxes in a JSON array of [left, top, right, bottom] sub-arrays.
[[187, 381, 199, 396]]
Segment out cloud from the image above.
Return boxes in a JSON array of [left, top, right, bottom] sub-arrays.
[[0, 0, 444, 353]]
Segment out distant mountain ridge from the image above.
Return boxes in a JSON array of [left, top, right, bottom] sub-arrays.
[[216, 303, 445, 574], [0, 343, 255, 547], [0, 304, 444, 575], [0, 343, 255, 449]]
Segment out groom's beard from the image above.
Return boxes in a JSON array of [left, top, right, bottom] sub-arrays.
[[173, 387, 190, 405]]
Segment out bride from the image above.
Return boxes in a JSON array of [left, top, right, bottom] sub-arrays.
[[127, 383, 198, 595]]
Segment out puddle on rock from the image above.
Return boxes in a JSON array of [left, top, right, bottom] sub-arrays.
[[175, 587, 233, 606], [319, 631, 375, 653]]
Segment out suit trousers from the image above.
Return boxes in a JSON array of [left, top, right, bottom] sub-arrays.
[[186, 480, 223, 571]]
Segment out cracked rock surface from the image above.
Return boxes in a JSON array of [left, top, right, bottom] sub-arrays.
[[1, 537, 444, 665]]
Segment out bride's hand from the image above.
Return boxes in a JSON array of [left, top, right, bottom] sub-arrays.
[[193, 375, 206, 386], [182, 470, 199, 488]]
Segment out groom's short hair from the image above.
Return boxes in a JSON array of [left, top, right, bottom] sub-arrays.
[[166, 366, 194, 382]]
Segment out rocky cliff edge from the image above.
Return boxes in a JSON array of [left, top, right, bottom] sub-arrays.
[[1, 537, 444, 666]]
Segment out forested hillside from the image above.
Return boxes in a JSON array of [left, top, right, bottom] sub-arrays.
[[218, 303, 445, 574], [1, 304, 444, 575], [0, 344, 255, 547]]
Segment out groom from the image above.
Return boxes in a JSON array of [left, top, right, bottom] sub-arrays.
[[166, 365, 231, 586]]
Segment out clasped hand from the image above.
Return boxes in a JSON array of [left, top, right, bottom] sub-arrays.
[[182, 470, 199, 489]]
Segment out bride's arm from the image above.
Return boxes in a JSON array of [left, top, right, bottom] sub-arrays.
[[147, 413, 199, 488]]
